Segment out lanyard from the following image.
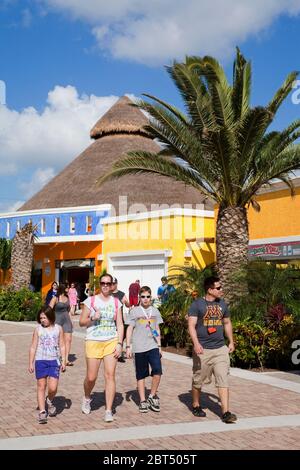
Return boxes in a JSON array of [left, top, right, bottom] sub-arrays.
[[141, 306, 152, 321]]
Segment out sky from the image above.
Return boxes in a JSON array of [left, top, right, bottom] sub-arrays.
[[1, 0, 300, 212]]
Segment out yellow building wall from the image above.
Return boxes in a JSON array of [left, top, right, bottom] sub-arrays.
[[102, 215, 216, 272], [34, 241, 102, 298], [248, 187, 300, 240]]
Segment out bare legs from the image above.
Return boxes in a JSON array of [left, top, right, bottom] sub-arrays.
[[84, 355, 117, 411], [37, 377, 58, 411]]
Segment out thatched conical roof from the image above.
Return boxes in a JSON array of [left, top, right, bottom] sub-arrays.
[[90, 95, 149, 139], [20, 96, 213, 213]]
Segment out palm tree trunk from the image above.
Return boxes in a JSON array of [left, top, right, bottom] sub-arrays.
[[11, 223, 34, 291], [216, 206, 249, 303]]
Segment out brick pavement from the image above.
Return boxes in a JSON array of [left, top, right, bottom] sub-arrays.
[[1, 320, 300, 450]]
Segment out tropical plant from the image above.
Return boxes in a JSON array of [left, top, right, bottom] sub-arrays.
[[98, 48, 300, 301], [231, 315, 300, 370], [230, 261, 300, 322], [0, 287, 42, 321], [167, 263, 217, 297], [11, 222, 37, 291], [0, 238, 12, 284]]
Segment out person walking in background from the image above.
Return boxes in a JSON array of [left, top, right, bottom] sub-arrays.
[[45, 282, 58, 306], [126, 286, 163, 413], [68, 282, 79, 316], [129, 279, 140, 307], [111, 277, 130, 363], [50, 283, 74, 367], [84, 282, 93, 298], [157, 276, 175, 304], [28, 305, 66, 424], [188, 276, 237, 423], [79, 273, 124, 423]]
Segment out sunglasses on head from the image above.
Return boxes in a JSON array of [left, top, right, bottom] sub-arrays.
[[140, 295, 151, 298], [100, 282, 112, 286]]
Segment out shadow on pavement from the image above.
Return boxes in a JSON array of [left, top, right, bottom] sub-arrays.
[[90, 391, 124, 414], [53, 396, 72, 415], [178, 390, 221, 417]]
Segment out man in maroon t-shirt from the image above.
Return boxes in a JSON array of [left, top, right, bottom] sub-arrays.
[[129, 280, 140, 306]]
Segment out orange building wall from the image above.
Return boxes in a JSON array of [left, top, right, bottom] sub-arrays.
[[248, 187, 300, 240], [34, 241, 102, 298]]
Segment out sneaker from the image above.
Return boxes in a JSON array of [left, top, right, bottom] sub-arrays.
[[46, 396, 57, 417], [81, 397, 91, 415], [38, 410, 48, 424], [139, 401, 149, 413], [192, 406, 206, 417], [222, 411, 237, 423], [104, 410, 114, 422], [147, 395, 160, 412]]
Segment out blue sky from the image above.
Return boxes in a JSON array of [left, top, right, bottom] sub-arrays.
[[1, 0, 300, 212]]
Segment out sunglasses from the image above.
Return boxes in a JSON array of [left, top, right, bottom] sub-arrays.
[[140, 295, 151, 298], [100, 282, 112, 286], [214, 286, 222, 290]]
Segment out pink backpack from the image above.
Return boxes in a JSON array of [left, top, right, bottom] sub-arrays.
[[90, 295, 119, 321]]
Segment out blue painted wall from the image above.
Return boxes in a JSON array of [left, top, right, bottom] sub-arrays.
[[0, 209, 109, 239]]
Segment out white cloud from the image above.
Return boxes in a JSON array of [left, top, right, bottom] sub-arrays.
[[0, 86, 118, 168], [19, 167, 56, 198], [39, 0, 300, 64], [0, 86, 119, 211]]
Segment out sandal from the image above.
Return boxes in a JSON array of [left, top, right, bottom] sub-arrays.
[[66, 361, 74, 366]]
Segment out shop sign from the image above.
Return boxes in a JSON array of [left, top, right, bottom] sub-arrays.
[[249, 241, 300, 258]]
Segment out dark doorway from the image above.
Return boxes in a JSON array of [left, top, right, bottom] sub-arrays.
[[31, 268, 42, 292], [59, 267, 91, 301]]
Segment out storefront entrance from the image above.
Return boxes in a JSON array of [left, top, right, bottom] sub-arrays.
[[56, 259, 95, 301]]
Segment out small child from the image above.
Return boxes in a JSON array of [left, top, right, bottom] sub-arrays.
[[126, 286, 163, 413], [28, 305, 66, 424]]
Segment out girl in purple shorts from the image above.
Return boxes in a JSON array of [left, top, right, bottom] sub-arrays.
[[29, 306, 66, 424]]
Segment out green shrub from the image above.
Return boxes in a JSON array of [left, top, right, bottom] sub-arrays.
[[160, 288, 190, 347], [231, 315, 300, 370], [0, 287, 42, 321], [230, 261, 300, 323]]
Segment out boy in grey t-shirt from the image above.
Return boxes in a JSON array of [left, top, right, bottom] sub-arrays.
[[126, 286, 163, 413]]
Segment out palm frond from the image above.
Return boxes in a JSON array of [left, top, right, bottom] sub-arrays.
[[268, 71, 299, 115], [232, 47, 251, 120], [97, 151, 219, 201]]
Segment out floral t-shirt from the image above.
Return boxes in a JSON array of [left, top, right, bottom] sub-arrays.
[[83, 295, 121, 342]]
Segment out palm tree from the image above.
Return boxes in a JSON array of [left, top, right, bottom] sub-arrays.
[[98, 49, 300, 301], [11, 222, 36, 290]]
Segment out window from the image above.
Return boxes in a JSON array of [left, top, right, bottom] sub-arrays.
[[16, 220, 20, 231], [55, 217, 60, 234], [41, 218, 46, 235], [86, 215, 92, 233], [70, 216, 75, 233], [6, 222, 10, 237]]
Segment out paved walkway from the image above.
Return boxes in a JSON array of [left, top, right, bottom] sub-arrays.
[[0, 319, 300, 450]]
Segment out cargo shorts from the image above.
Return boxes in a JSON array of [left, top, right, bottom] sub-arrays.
[[192, 345, 230, 389]]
